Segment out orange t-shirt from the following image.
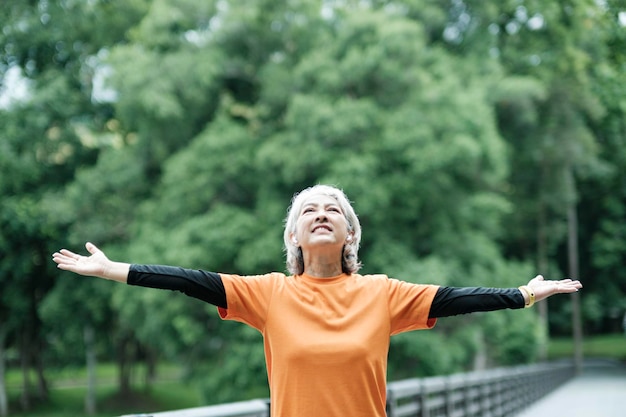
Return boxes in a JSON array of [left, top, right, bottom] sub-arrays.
[[218, 272, 438, 417]]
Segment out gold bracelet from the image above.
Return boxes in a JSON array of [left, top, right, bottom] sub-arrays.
[[518, 285, 536, 308]]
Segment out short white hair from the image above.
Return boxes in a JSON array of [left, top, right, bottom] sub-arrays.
[[283, 184, 362, 275]]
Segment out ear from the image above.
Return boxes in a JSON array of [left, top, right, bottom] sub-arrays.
[[346, 233, 354, 243], [289, 232, 298, 245]]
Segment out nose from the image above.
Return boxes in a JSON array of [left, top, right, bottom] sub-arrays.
[[315, 210, 328, 222]]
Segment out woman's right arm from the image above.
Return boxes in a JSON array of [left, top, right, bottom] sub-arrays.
[[52, 242, 227, 308]]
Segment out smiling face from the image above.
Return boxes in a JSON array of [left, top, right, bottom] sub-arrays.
[[293, 194, 351, 251], [283, 185, 362, 275]]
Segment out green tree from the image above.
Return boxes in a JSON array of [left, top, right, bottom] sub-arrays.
[[486, 0, 614, 344], [580, 1, 626, 333], [3, 1, 622, 413], [1, 0, 148, 413], [108, 4, 539, 397], [432, 0, 617, 346]]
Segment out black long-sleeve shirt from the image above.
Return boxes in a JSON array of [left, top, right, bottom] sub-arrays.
[[127, 264, 525, 318]]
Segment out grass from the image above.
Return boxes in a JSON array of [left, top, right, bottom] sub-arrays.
[[547, 333, 626, 361], [7, 384, 201, 417], [5, 364, 202, 417]]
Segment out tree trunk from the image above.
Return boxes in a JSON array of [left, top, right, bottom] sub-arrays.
[[118, 336, 134, 396], [0, 329, 8, 417], [34, 346, 48, 401], [568, 200, 584, 374], [472, 330, 487, 371], [84, 325, 97, 415], [536, 198, 550, 360], [20, 332, 31, 410], [145, 349, 157, 389]]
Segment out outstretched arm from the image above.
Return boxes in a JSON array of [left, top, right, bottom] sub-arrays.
[[52, 242, 130, 283], [52, 242, 227, 307], [429, 275, 582, 318]]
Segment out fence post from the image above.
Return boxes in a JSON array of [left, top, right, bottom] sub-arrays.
[[445, 374, 464, 417], [419, 378, 429, 417], [386, 388, 395, 417]]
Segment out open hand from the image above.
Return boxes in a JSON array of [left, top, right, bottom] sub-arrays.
[[527, 275, 583, 303], [52, 242, 110, 278]]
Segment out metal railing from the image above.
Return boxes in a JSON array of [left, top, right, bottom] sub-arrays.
[[120, 361, 575, 417], [119, 399, 270, 417], [386, 361, 575, 417]]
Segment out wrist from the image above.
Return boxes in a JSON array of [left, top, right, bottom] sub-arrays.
[[104, 262, 131, 283], [518, 285, 535, 308]]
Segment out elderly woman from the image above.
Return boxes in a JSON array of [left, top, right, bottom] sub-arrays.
[[52, 184, 582, 417]]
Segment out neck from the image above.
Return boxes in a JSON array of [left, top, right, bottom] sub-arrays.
[[302, 252, 343, 278]]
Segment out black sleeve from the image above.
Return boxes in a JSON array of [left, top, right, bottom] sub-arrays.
[[429, 286, 525, 318], [127, 264, 227, 308]]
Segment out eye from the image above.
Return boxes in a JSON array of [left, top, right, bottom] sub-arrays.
[[328, 206, 340, 213]]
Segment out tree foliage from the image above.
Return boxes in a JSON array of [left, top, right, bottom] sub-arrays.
[[1, 0, 624, 412]]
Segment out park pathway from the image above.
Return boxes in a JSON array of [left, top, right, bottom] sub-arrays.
[[516, 359, 626, 417]]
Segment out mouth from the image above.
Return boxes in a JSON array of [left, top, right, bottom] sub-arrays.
[[312, 225, 332, 233]]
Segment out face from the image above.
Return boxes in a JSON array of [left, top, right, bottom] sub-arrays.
[[293, 193, 351, 251]]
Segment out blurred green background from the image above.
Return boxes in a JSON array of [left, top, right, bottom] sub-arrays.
[[1, 0, 625, 416]]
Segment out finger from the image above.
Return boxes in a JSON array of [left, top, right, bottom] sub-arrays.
[[559, 279, 581, 286], [85, 242, 99, 255], [56, 262, 71, 270], [53, 255, 72, 268], [53, 253, 72, 264], [59, 249, 80, 260], [560, 283, 581, 292]]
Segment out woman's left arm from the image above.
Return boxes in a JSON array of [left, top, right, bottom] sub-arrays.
[[428, 275, 582, 318]]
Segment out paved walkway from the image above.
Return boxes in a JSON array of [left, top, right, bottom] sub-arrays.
[[516, 359, 626, 417]]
